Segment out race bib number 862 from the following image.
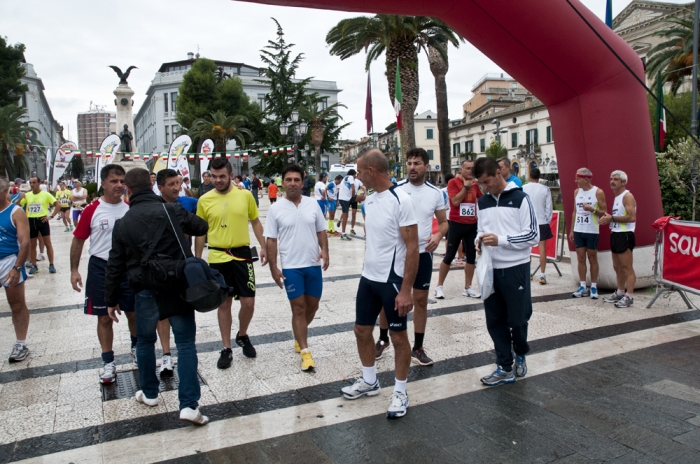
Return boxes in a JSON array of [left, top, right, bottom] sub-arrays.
[[460, 203, 475, 217]]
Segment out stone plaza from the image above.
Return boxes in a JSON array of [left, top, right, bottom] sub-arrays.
[[1, 196, 700, 463]]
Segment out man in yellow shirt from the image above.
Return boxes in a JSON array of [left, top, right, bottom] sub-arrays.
[[195, 158, 267, 369], [17, 177, 59, 274], [55, 181, 73, 232]]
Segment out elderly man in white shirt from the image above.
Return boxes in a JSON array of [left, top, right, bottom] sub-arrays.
[[522, 168, 553, 284]]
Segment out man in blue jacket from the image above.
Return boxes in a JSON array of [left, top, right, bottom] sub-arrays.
[[474, 157, 538, 387]]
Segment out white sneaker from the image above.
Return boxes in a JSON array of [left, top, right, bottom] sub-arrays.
[[341, 377, 381, 399], [159, 354, 174, 376], [180, 407, 209, 426], [434, 286, 445, 299], [37, 253, 46, 261], [462, 286, 481, 298], [135, 390, 160, 407], [386, 391, 409, 419], [100, 362, 116, 384]]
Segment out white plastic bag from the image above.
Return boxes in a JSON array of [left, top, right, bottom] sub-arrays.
[[475, 245, 495, 301]]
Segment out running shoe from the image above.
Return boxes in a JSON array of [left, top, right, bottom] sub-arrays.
[[235, 332, 257, 358], [341, 377, 381, 399], [411, 348, 434, 366], [615, 296, 634, 308], [180, 407, 209, 426], [387, 391, 409, 419], [434, 286, 445, 299], [572, 286, 589, 298], [604, 292, 624, 304], [514, 355, 527, 378], [539, 276, 547, 285], [217, 348, 233, 369], [340, 234, 352, 241], [160, 354, 174, 377], [48, 264, 56, 274], [294, 339, 301, 353], [8, 342, 29, 363], [590, 287, 599, 299], [70, 225, 74, 231], [28, 265, 39, 275], [462, 287, 481, 299], [375, 339, 391, 359], [24, 259, 31, 267], [130, 346, 137, 366], [64, 227, 70, 232], [480, 366, 516, 386], [135, 390, 160, 407], [336, 219, 341, 227], [37, 253, 46, 261], [350, 229, 356, 235], [100, 362, 117, 384], [300, 350, 315, 371]]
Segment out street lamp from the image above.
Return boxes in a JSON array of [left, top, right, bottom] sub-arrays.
[[491, 119, 508, 145], [279, 110, 308, 166]]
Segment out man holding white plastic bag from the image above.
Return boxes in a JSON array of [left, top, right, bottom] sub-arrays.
[[473, 157, 539, 387]]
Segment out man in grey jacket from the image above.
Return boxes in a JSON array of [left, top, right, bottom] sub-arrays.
[[474, 157, 539, 387]]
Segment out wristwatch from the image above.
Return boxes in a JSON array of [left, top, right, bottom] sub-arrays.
[[463, 183, 470, 190], [12, 266, 22, 272]]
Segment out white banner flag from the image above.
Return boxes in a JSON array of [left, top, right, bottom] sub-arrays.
[[96, 135, 120, 191], [51, 141, 78, 186], [200, 139, 214, 182]]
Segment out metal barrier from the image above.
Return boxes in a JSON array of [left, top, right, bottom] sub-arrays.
[[530, 211, 565, 277]]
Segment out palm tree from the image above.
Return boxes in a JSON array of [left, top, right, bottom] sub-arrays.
[[646, 15, 697, 95], [297, 94, 348, 175], [326, 15, 460, 154], [0, 105, 38, 179], [485, 140, 507, 159], [188, 110, 253, 154]]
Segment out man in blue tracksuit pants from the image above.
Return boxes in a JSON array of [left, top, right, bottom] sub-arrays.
[[473, 157, 539, 386]]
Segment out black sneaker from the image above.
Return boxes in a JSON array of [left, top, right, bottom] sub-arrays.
[[411, 348, 434, 366], [217, 348, 233, 369], [235, 332, 257, 358], [375, 339, 391, 359]]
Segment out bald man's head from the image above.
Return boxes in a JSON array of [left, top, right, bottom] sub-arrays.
[[358, 149, 388, 174]]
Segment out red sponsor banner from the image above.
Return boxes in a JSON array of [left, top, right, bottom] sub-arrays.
[[531, 211, 561, 261], [661, 220, 700, 293]]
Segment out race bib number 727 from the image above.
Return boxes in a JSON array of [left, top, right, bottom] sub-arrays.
[[28, 203, 42, 214]]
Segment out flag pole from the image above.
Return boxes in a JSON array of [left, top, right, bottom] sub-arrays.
[[691, 0, 699, 220]]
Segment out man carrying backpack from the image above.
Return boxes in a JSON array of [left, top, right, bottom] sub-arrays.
[[104, 168, 210, 426]]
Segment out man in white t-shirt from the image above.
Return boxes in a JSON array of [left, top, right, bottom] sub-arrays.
[[340, 149, 418, 420], [313, 173, 328, 218], [350, 177, 364, 235], [325, 175, 342, 235], [377, 148, 447, 366], [70, 165, 137, 385], [70, 180, 88, 226], [265, 165, 329, 372], [522, 168, 553, 285], [337, 169, 356, 240]]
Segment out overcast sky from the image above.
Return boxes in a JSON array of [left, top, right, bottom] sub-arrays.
[[0, 0, 691, 144]]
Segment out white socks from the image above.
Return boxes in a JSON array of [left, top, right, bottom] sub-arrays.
[[362, 365, 377, 385], [393, 378, 407, 394], [16, 340, 26, 347], [580, 281, 587, 288], [591, 283, 597, 289]]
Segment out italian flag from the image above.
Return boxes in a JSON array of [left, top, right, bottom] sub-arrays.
[[394, 58, 402, 131], [656, 70, 666, 151]]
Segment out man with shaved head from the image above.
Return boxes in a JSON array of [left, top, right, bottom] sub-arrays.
[[341, 149, 418, 419]]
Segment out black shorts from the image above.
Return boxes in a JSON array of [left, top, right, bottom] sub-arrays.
[[270, 198, 277, 203], [28, 217, 50, 239], [339, 200, 351, 214], [444, 222, 478, 265], [60, 206, 70, 212], [413, 252, 433, 290], [573, 232, 599, 250], [210, 259, 256, 299], [611, 232, 635, 254], [350, 198, 359, 210], [355, 277, 406, 332], [85, 256, 134, 316], [539, 224, 553, 241]]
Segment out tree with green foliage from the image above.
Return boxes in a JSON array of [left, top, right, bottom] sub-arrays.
[[326, 15, 460, 156], [648, 91, 693, 151], [70, 155, 85, 181], [645, 15, 698, 95], [484, 140, 507, 159], [0, 105, 37, 178], [252, 18, 313, 178], [189, 111, 253, 154], [657, 137, 699, 220], [297, 94, 349, 175], [0, 37, 29, 107]]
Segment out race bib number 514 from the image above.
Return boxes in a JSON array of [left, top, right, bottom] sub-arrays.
[[460, 203, 475, 217]]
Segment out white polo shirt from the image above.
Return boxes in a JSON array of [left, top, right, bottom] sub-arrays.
[[397, 180, 445, 253], [314, 181, 327, 201], [338, 175, 354, 201], [362, 187, 417, 283], [264, 196, 327, 269]]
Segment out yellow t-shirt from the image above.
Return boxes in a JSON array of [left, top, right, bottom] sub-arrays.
[[197, 187, 259, 263], [20, 191, 57, 218], [56, 189, 71, 207]]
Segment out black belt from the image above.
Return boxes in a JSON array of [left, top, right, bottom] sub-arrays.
[[208, 246, 256, 262]]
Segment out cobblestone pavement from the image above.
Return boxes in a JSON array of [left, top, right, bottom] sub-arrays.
[[0, 197, 698, 463]]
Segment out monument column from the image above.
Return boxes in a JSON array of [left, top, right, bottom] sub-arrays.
[[112, 79, 146, 171]]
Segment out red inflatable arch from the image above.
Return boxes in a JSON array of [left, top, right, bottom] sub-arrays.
[[243, 0, 662, 256]]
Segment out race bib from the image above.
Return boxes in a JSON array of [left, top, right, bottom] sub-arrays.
[[460, 203, 475, 217], [28, 203, 42, 214]]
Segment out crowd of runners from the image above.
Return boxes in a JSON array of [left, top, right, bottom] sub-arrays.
[[0, 148, 637, 422]]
